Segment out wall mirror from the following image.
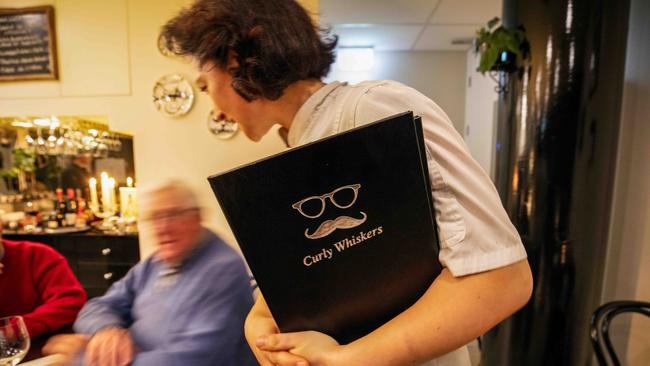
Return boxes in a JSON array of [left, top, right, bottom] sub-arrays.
[[0, 115, 134, 212]]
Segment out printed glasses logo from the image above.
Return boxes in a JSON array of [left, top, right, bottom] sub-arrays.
[[291, 183, 367, 240]]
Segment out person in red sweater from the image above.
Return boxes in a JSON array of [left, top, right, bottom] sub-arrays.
[[0, 238, 87, 339]]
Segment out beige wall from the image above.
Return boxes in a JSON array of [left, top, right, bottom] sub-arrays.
[[0, 0, 323, 256], [325, 51, 467, 134], [602, 0, 650, 363], [463, 50, 497, 179], [300, 0, 318, 15]]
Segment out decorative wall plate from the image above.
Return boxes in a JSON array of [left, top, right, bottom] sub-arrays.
[[207, 110, 238, 140], [152, 74, 194, 117]]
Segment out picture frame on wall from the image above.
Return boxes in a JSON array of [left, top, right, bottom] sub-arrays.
[[0, 6, 59, 81]]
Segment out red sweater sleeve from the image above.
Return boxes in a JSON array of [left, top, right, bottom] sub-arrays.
[[22, 246, 87, 338]]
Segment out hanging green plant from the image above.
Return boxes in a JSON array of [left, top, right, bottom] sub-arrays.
[[476, 17, 528, 74]]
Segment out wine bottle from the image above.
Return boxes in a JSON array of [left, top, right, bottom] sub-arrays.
[[55, 188, 65, 227], [65, 188, 78, 227]]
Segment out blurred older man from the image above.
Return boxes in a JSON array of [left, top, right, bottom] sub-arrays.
[[45, 180, 257, 366]]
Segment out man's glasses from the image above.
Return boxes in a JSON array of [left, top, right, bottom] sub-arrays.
[[291, 184, 361, 218], [140, 207, 198, 223]]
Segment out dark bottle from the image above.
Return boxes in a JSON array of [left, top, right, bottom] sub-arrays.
[[65, 188, 78, 227], [23, 200, 39, 229], [55, 188, 65, 227], [77, 196, 86, 216], [66, 188, 78, 213]]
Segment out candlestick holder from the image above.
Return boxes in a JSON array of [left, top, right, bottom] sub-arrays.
[[92, 208, 117, 220]]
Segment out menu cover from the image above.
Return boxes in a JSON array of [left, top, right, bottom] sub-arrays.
[[208, 111, 442, 344]]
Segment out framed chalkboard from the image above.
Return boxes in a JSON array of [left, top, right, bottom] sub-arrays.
[[0, 6, 58, 81]]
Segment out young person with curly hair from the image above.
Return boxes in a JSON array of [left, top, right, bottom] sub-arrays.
[[160, 1, 534, 365]]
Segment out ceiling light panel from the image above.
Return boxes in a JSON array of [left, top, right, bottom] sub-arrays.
[[414, 25, 479, 51], [333, 24, 422, 51]]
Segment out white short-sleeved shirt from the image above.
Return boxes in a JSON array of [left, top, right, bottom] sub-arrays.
[[287, 80, 527, 365]]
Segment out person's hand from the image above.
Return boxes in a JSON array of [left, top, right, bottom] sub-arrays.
[[84, 327, 134, 366], [43, 334, 89, 364], [256, 330, 342, 366], [245, 296, 309, 366]]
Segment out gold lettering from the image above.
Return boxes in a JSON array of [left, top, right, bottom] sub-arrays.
[[303, 256, 313, 266]]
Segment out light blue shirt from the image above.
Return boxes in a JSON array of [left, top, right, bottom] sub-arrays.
[[74, 229, 257, 366]]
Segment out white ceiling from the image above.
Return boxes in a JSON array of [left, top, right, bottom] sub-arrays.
[[320, 0, 503, 51]]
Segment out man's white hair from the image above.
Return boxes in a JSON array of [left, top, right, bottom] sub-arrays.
[[139, 179, 201, 211]]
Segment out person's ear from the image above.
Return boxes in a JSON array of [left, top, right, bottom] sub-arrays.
[[227, 50, 239, 70]]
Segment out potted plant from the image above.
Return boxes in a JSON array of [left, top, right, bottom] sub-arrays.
[[475, 17, 528, 74]]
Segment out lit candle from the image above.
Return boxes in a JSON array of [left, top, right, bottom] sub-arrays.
[[127, 177, 134, 188], [89, 178, 99, 212], [100, 172, 110, 213], [108, 178, 117, 214]]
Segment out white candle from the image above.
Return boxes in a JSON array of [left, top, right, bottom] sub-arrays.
[[108, 178, 117, 214], [89, 178, 99, 212], [100, 172, 110, 213]]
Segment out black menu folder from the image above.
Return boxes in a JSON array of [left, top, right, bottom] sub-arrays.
[[208, 111, 442, 344]]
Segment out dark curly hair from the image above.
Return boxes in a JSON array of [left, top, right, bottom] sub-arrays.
[[160, 0, 337, 101]]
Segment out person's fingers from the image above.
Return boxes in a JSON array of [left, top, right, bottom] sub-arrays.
[[264, 350, 309, 366], [42, 335, 68, 355], [81, 328, 128, 366], [119, 333, 134, 366], [255, 353, 275, 366], [252, 347, 306, 366], [98, 333, 115, 366], [95, 337, 108, 366], [43, 334, 86, 356], [41, 337, 58, 356], [249, 344, 273, 366], [114, 332, 133, 366], [106, 333, 119, 366], [84, 337, 100, 366], [108, 331, 127, 366], [256, 332, 308, 352]]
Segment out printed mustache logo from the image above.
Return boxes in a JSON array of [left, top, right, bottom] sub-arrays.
[[304, 212, 367, 239], [291, 183, 366, 240]]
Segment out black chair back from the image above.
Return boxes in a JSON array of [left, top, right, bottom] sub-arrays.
[[590, 300, 650, 366]]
